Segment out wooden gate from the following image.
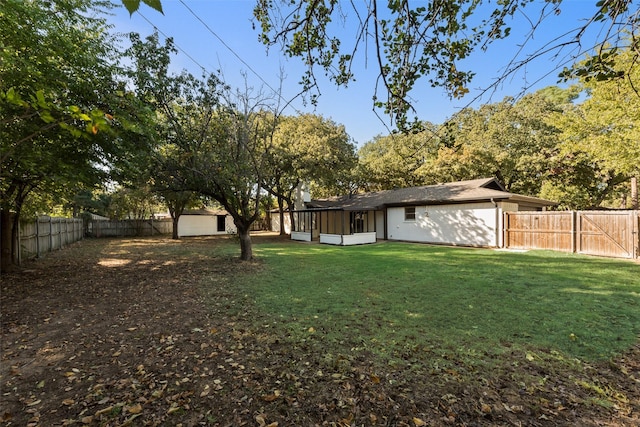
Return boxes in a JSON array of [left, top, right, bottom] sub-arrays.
[[504, 210, 639, 259], [504, 211, 574, 252], [577, 211, 637, 259]]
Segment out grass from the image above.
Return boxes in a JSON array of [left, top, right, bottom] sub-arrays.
[[228, 240, 640, 364]]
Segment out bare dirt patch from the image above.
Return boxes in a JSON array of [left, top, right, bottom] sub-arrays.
[[1, 235, 638, 426]]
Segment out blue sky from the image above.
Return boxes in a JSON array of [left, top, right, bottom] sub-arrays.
[[107, 0, 610, 146]]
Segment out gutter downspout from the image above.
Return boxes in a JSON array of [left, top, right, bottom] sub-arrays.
[[490, 198, 501, 248]]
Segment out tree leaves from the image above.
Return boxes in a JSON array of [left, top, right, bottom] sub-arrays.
[[122, 0, 163, 15], [255, 0, 638, 131]]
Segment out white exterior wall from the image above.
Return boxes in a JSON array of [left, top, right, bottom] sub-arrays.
[[291, 231, 312, 241], [320, 232, 377, 246], [343, 232, 377, 245], [386, 203, 499, 247], [319, 234, 343, 245], [178, 215, 236, 237], [270, 213, 292, 234]]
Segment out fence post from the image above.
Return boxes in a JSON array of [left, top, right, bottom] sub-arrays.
[[36, 216, 40, 258], [570, 211, 576, 253], [17, 217, 22, 265], [633, 210, 639, 259], [49, 216, 53, 254], [503, 212, 509, 248], [575, 211, 581, 254]]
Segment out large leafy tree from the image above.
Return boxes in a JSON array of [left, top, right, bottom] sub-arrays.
[[429, 92, 565, 195], [357, 123, 441, 191], [125, 32, 220, 240], [264, 114, 357, 234], [150, 144, 200, 239], [191, 93, 278, 260], [548, 46, 640, 208], [253, 0, 637, 129], [0, 0, 147, 270], [126, 32, 277, 260]]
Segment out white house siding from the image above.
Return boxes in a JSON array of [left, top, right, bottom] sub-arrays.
[[386, 202, 499, 247], [270, 213, 292, 234], [178, 214, 236, 237]]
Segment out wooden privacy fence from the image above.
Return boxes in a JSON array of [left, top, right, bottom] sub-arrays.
[[87, 218, 172, 237], [19, 216, 84, 262], [504, 210, 639, 259]]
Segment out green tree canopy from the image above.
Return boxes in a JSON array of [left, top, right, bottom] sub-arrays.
[[0, 0, 150, 269], [264, 114, 356, 233], [357, 124, 441, 191], [543, 46, 640, 208]]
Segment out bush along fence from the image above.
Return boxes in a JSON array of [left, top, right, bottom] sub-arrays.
[[18, 216, 84, 263], [504, 210, 640, 259]]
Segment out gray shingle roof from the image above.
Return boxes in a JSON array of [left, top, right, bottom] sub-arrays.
[[306, 178, 557, 210]]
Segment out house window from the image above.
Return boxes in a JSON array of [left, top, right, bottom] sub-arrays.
[[404, 206, 416, 221]]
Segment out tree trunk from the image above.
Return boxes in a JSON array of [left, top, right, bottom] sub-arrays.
[[288, 205, 295, 235], [237, 223, 253, 261], [1, 210, 14, 272], [172, 215, 180, 239], [277, 196, 285, 235]]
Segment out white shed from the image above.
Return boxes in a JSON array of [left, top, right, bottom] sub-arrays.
[[177, 209, 236, 237]]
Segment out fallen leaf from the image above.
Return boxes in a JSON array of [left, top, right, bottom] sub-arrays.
[[370, 374, 380, 384], [413, 417, 427, 426], [81, 416, 93, 424], [95, 405, 114, 416], [167, 404, 181, 414], [62, 399, 75, 406], [262, 390, 281, 402], [126, 403, 142, 414], [255, 414, 266, 427], [200, 385, 210, 397]]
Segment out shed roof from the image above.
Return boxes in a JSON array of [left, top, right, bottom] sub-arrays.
[[306, 178, 557, 211]]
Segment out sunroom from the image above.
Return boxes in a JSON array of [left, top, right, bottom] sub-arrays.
[[290, 208, 378, 245]]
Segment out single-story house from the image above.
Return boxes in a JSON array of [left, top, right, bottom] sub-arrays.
[[290, 177, 557, 247], [178, 209, 236, 237]]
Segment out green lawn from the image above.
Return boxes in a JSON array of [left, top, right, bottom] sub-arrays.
[[229, 241, 639, 364]]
